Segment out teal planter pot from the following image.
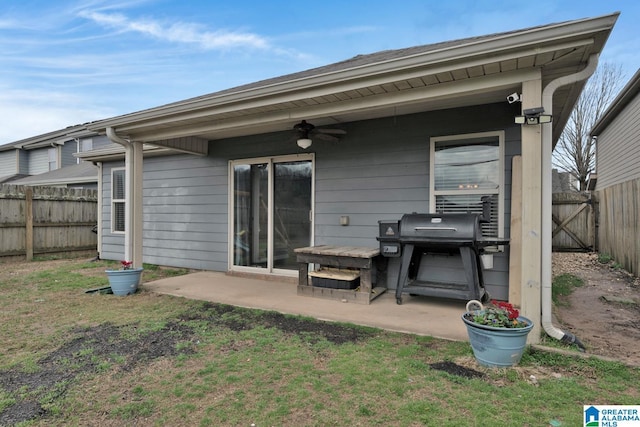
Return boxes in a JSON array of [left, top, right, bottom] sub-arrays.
[[462, 312, 533, 368], [105, 268, 143, 296]]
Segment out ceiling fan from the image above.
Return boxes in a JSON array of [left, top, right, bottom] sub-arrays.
[[293, 120, 346, 148]]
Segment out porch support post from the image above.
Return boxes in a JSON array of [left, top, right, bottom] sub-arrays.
[[106, 127, 144, 269], [127, 141, 144, 269], [519, 75, 543, 343]]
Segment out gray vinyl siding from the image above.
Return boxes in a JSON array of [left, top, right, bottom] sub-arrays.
[[101, 154, 228, 271], [92, 135, 115, 150], [100, 103, 520, 298], [0, 151, 16, 176], [595, 93, 640, 190], [27, 148, 51, 175]]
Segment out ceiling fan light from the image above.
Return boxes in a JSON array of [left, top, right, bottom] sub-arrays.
[[297, 138, 312, 149]]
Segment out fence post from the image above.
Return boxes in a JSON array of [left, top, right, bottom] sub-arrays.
[[25, 187, 33, 261]]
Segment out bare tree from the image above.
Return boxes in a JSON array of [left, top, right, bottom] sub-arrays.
[[552, 62, 625, 191]]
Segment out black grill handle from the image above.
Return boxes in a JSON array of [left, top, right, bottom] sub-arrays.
[[414, 226, 457, 231]]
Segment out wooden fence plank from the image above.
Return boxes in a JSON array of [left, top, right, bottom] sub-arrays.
[[25, 187, 33, 261], [595, 177, 640, 276], [509, 156, 522, 306]]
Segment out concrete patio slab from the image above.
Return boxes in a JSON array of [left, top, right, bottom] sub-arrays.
[[143, 271, 470, 342]]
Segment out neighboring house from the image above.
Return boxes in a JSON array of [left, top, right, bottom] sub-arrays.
[[64, 13, 617, 344], [590, 68, 640, 276], [552, 169, 577, 192], [0, 125, 109, 188], [10, 162, 99, 189]]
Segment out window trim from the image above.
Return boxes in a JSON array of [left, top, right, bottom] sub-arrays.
[[77, 138, 93, 164], [48, 147, 58, 171], [111, 167, 126, 234], [429, 130, 505, 240]]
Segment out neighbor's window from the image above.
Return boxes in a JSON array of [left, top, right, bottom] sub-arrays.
[[77, 139, 93, 164], [48, 147, 57, 171], [430, 131, 504, 242], [112, 168, 126, 233]]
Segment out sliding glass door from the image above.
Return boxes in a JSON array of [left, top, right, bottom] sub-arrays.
[[231, 155, 313, 273]]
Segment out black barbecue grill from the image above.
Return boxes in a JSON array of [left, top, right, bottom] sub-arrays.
[[377, 212, 508, 304]]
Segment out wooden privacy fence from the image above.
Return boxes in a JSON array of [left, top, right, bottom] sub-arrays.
[[0, 184, 98, 259], [551, 192, 596, 252], [596, 178, 640, 276]]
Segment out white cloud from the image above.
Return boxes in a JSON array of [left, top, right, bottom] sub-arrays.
[[0, 88, 115, 145], [79, 10, 270, 51]]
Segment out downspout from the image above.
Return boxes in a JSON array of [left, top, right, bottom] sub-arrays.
[[106, 127, 135, 266], [541, 54, 598, 350], [95, 161, 102, 261]]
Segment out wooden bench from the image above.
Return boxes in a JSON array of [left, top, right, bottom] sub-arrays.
[[294, 245, 385, 304]]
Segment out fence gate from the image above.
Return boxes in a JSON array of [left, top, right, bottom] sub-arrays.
[[552, 192, 595, 251]]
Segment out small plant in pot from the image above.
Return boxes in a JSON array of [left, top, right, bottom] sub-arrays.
[[105, 260, 144, 296], [462, 300, 533, 368], [465, 300, 529, 328]]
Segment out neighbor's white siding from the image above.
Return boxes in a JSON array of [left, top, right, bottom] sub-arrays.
[[596, 93, 640, 190], [27, 148, 51, 175], [0, 151, 16, 176]]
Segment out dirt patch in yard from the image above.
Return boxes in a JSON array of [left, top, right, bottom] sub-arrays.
[[0, 294, 372, 426], [552, 252, 640, 366]]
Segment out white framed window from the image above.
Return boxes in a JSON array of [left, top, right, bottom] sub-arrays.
[[48, 147, 57, 171], [430, 131, 505, 242], [111, 168, 126, 233], [77, 139, 93, 164]]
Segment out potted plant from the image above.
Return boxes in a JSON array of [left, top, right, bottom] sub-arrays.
[[105, 261, 144, 296], [462, 300, 533, 368]]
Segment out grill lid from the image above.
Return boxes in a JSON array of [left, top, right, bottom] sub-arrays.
[[399, 213, 481, 242]]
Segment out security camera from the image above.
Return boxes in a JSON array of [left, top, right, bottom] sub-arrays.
[[507, 92, 521, 104]]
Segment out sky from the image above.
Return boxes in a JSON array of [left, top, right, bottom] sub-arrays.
[[1, 0, 639, 146]]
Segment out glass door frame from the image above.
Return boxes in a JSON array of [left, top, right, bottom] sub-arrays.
[[228, 153, 315, 276]]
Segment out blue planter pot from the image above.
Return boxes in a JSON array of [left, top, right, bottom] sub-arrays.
[[105, 268, 143, 296], [462, 312, 533, 368]]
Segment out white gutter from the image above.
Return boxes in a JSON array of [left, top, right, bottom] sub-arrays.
[[541, 54, 599, 350]]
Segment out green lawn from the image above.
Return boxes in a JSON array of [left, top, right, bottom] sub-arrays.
[[0, 256, 637, 426]]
